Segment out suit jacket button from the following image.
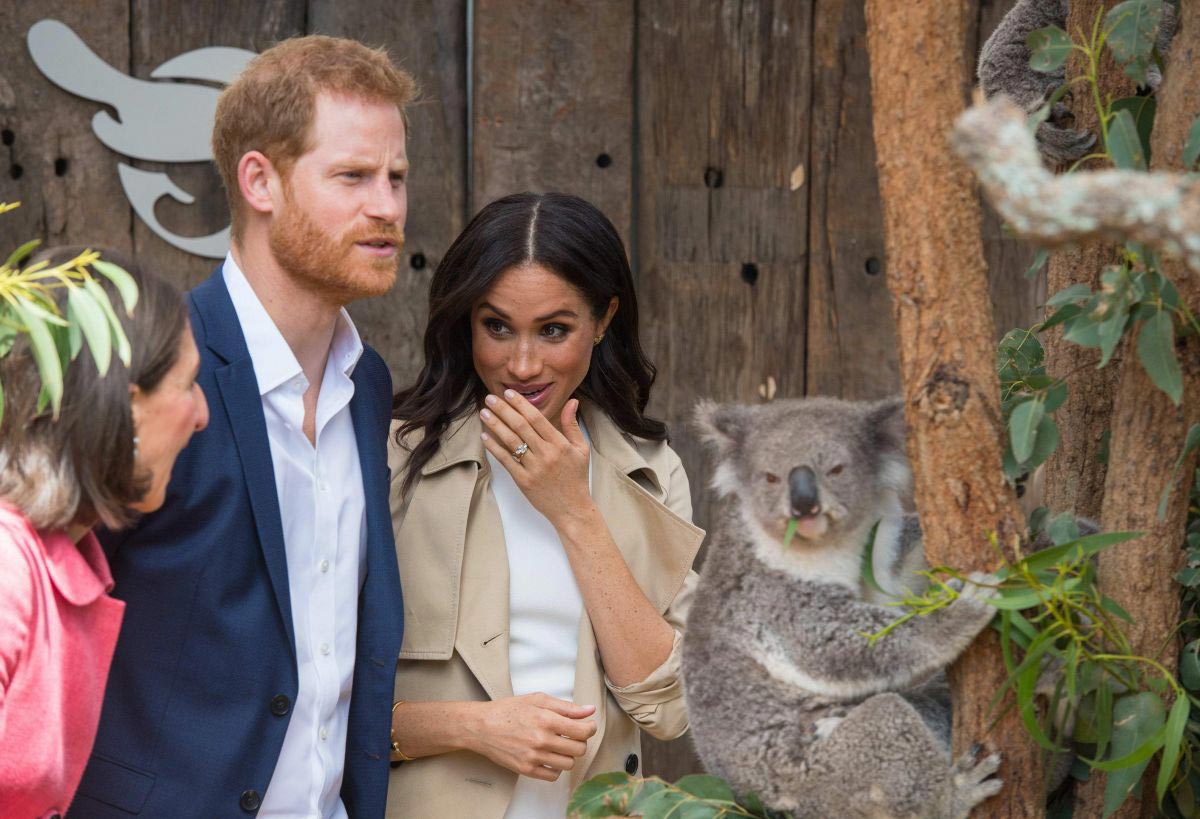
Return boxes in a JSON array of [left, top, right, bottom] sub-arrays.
[[624, 753, 639, 775], [270, 694, 290, 716], [240, 789, 262, 812]]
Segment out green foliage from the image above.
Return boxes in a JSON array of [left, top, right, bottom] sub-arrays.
[[568, 772, 788, 819], [0, 203, 137, 419], [1028, 25, 1073, 73], [1103, 0, 1164, 86], [1183, 115, 1200, 171]]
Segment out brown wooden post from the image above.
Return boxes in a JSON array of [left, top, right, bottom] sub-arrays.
[[864, 2, 1040, 816]]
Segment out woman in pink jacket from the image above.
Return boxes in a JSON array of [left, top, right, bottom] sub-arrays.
[[0, 250, 209, 818]]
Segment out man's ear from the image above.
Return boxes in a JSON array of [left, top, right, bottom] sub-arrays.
[[237, 150, 282, 216]]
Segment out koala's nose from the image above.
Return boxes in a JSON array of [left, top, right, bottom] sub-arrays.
[[789, 466, 820, 517]]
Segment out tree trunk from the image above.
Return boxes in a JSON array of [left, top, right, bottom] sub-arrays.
[[1082, 7, 1200, 816], [864, 3, 1039, 817], [1040, 0, 1134, 522]]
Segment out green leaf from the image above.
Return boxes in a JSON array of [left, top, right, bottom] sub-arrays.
[[1018, 530, 1142, 574], [1042, 303, 1083, 331], [82, 276, 131, 367], [1064, 313, 1103, 348], [1100, 595, 1134, 624], [91, 259, 139, 315], [1110, 96, 1157, 164], [1097, 692, 1166, 817], [1026, 247, 1050, 280], [1010, 399, 1045, 463], [626, 779, 670, 812], [1137, 310, 1182, 404], [1043, 381, 1068, 413], [1048, 512, 1082, 545], [1104, 0, 1164, 85], [1108, 108, 1148, 170], [674, 775, 737, 802], [3, 237, 41, 269], [860, 521, 886, 596], [782, 517, 798, 550], [67, 286, 113, 376], [1047, 283, 1094, 308], [1158, 424, 1200, 520], [568, 772, 637, 817], [12, 299, 63, 417], [1180, 640, 1200, 690], [1158, 694, 1191, 801], [1027, 25, 1073, 73], [1021, 414, 1060, 470], [1183, 115, 1200, 171]]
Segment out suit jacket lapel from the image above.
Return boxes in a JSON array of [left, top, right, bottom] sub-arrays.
[[192, 271, 295, 656]]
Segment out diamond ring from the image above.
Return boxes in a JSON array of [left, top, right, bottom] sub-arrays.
[[512, 443, 529, 463]]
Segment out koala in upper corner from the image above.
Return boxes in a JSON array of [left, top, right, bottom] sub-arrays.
[[681, 396, 1001, 819], [977, 0, 1177, 165]]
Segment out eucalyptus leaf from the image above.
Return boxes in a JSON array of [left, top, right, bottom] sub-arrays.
[[1021, 414, 1059, 471], [1048, 512, 1082, 545], [1137, 310, 1182, 404], [568, 772, 637, 817], [674, 775, 737, 802], [91, 259, 139, 314], [68, 286, 112, 376], [1100, 595, 1134, 624], [1046, 283, 1094, 308], [1064, 313, 1103, 348], [1183, 114, 1200, 171], [1042, 303, 1084, 332], [1027, 25, 1073, 72], [1180, 640, 1200, 690], [1098, 692, 1166, 817], [1104, 0, 1164, 85], [860, 521, 886, 597], [1026, 247, 1050, 279], [1157, 694, 1190, 801], [1010, 399, 1045, 463], [1018, 530, 1141, 574], [82, 276, 132, 367], [12, 299, 63, 417], [782, 518, 798, 551], [1108, 108, 1148, 170], [3, 237, 41, 269], [1158, 424, 1200, 520], [1110, 96, 1156, 164]]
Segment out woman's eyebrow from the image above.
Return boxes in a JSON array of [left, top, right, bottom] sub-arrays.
[[475, 303, 579, 322]]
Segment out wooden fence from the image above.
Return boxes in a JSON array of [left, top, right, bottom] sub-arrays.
[[1, 0, 1039, 782]]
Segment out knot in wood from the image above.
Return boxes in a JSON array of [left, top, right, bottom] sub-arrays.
[[918, 365, 971, 424]]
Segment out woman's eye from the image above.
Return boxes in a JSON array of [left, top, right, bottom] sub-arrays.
[[483, 318, 508, 335], [828, 464, 844, 476], [542, 324, 568, 339], [764, 472, 780, 484]]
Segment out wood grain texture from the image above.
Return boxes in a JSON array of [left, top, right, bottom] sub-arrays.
[[311, 0, 468, 389], [636, 0, 812, 782], [471, 0, 634, 244], [127, 0, 305, 293], [0, 2, 131, 255], [865, 2, 1039, 816]]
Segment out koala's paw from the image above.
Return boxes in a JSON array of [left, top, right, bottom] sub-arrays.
[[949, 745, 1003, 819], [1036, 120, 1096, 166]]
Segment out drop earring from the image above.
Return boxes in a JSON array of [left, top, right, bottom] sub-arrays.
[[132, 435, 140, 460], [593, 333, 605, 346]]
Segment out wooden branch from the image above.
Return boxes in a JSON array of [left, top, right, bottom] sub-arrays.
[[864, 2, 1039, 817], [952, 95, 1200, 275]]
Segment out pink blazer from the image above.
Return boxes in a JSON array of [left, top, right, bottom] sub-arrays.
[[0, 503, 125, 818]]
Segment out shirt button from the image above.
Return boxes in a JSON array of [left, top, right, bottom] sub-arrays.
[[320, 726, 329, 741], [320, 559, 330, 573], [320, 642, 331, 656]]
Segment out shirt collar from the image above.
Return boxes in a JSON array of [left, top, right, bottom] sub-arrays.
[[222, 254, 364, 395]]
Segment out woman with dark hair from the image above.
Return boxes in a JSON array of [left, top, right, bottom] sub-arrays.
[[386, 193, 703, 818], [0, 251, 209, 816]]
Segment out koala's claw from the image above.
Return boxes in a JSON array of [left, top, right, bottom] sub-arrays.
[[950, 750, 1003, 818]]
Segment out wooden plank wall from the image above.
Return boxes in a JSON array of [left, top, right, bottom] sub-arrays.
[[0, 0, 1038, 783]]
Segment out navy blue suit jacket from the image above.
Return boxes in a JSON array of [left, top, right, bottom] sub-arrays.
[[72, 269, 404, 818]]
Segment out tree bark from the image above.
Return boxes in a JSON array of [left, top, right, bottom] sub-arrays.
[[1089, 7, 1200, 816], [864, 3, 1039, 817], [1041, 0, 1133, 523]]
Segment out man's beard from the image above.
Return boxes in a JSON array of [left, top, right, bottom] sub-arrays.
[[268, 198, 403, 306]]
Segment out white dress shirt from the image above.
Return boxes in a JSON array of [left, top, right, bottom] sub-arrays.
[[485, 423, 591, 819], [223, 255, 366, 819]]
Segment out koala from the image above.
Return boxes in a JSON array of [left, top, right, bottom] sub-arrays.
[[681, 396, 1002, 819], [977, 0, 1177, 165]]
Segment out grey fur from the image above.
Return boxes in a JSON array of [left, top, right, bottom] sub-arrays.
[[977, 0, 1176, 166], [682, 397, 1001, 818]]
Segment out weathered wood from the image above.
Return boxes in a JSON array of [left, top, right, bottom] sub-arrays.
[[0, 2, 131, 255], [865, 2, 1040, 817], [637, 0, 811, 783], [311, 0, 469, 389], [805, 0, 895, 401], [471, 0, 634, 246], [127, 0, 305, 293]]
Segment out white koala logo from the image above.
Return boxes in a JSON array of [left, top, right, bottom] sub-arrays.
[[27, 19, 256, 259]]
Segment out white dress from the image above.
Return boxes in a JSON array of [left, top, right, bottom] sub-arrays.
[[484, 424, 591, 819]]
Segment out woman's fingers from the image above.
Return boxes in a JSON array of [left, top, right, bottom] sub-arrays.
[[533, 693, 596, 719], [501, 389, 562, 442]]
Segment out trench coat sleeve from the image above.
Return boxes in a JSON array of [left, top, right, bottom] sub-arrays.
[[602, 445, 699, 741]]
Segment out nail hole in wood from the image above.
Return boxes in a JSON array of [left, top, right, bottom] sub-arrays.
[[595, 153, 612, 169], [1, 130, 13, 146], [703, 167, 723, 189], [9, 164, 23, 180], [865, 257, 882, 276], [54, 158, 69, 177], [410, 252, 427, 270], [741, 262, 759, 286]]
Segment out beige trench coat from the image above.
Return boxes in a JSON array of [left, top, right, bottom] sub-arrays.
[[384, 404, 703, 818]]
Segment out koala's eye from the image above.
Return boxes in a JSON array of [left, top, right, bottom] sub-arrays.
[[827, 464, 844, 476], [764, 472, 780, 484]]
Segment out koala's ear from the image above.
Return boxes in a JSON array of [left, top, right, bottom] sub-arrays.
[[867, 397, 912, 494], [692, 399, 749, 457]]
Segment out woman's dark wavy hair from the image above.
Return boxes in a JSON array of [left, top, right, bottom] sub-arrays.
[[393, 191, 666, 494]]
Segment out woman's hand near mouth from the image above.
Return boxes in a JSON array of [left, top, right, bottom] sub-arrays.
[[479, 390, 593, 527]]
